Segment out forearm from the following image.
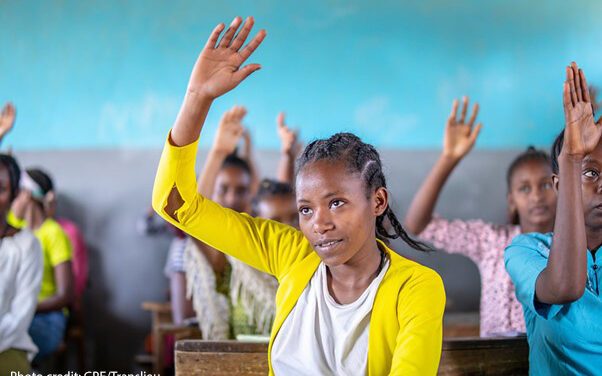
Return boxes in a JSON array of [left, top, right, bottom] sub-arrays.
[[538, 155, 587, 303], [404, 155, 459, 234], [36, 292, 71, 312], [277, 152, 295, 184], [170, 92, 214, 147], [198, 148, 228, 196]]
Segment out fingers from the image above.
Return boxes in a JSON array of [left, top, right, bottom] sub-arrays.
[[567, 66, 577, 106], [469, 123, 483, 144], [563, 82, 573, 111], [238, 29, 267, 62], [467, 102, 479, 127], [448, 99, 459, 125], [277, 112, 286, 128], [459, 96, 468, 124], [579, 69, 592, 103], [572, 62, 583, 102], [218, 16, 243, 48], [204, 23, 226, 50], [230, 16, 254, 51], [233, 63, 262, 83]]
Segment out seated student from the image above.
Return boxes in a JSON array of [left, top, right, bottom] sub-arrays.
[[404, 98, 557, 337], [11, 168, 74, 362], [0, 154, 43, 374], [45, 190, 88, 308], [505, 62, 602, 374], [184, 105, 280, 338], [253, 179, 298, 229], [153, 16, 444, 374]]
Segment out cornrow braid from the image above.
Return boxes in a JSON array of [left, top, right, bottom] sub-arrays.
[[297, 132, 431, 253], [252, 178, 294, 215]]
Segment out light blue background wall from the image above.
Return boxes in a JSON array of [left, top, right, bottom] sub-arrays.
[[2, 0, 602, 150]]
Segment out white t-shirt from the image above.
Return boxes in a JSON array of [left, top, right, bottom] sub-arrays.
[[0, 229, 43, 359], [271, 256, 390, 375]]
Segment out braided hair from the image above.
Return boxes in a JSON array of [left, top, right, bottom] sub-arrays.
[[296, 132, 431, 252], [506, 146, 552, 225], [0, 154, 21, 202]]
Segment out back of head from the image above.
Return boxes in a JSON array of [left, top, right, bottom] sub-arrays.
[[25, 168, 54, 196], [297, 132, 430, 252], [551, 130, 565, 175]]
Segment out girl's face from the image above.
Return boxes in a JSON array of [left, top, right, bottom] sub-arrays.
[[567, 141, 602, 233], [508, 160, 556, 232], [295, 159, 387, 267], [256, 194, 298, 229], [0, 165, 13, 215], [212, 166, 251, 213]]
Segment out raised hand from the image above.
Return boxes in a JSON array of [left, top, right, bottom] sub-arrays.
[[562, 62, 602, 158], [0, 103, 16, 138], [213, 105, 246, 154], [442, 97, 482, 161], [276, 112, 299, 156], [187, 16, 267, 101]]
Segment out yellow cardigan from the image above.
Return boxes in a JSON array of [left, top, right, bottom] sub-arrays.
[[152, 134, 446, 375]]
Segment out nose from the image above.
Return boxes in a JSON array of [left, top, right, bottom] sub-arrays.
[[312, 208, 334, 234], [531, 186, 545, 203]]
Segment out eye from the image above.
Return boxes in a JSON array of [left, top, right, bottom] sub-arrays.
[[330, 200, 344, 209], [299, 207, 312, 216], [518, 185, 530, 194], [584, 170, 599, 178], [542, 181, 553, 190]]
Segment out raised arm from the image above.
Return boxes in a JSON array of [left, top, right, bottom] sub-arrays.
[[403, 97, 482, 234], [276, 112, 300, 184], [536, 62, 602, 304], [197, 106, 246, 197], [170, 17, 266, 148], [0, 102, 16, 144]]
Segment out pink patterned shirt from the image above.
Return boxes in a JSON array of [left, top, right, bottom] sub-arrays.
[[419, 216, 525, 337]]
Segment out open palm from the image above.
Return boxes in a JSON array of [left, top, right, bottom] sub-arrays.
[[563, 62, 602, 157], [443, 97, 482, 161], [0, 103, 16, 137], [214, 106, 246, 154], [187, 16, 266, 100]]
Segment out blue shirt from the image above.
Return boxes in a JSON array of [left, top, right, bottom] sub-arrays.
[[505, 232, 602, 375]]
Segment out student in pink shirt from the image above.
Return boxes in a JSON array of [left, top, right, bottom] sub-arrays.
[[404, 97, 557, 337]]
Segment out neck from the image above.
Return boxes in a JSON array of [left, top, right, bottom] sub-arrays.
[[327, 240, 383, 289], [26, 205, 46, 230], [586, 226, 602, 254], [520, 219, 554, 234]]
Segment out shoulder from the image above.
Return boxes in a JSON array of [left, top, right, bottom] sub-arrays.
[[505, 232, 552, 258], [386, 250, 444, 295], [6, 228, 43, 261]]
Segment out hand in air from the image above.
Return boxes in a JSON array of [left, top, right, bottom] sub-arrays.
[[277, 112, 299, 156], [442, 96, 482, 161], [0, 103, 16, 138], [187, 16, 266, 101], [562, 62, 602, 159], [213, 105, 247, 154]]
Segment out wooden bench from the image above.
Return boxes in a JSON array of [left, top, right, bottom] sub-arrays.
[[175, 337, 528, 375]]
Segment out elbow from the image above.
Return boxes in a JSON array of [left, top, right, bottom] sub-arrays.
[[555, 283, 586, 303]]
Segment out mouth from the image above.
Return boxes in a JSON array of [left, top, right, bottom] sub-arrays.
[[314, 239, 343, 252], [529, 205, 549, 215]]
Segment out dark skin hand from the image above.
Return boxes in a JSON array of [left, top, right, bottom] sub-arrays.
[[538, 62, 602, 304], [404, 97, 481, 235]]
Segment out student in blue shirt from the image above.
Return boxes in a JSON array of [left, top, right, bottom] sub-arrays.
[[505, 62, 602, 375]]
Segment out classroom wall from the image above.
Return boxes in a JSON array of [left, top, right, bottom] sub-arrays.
[[15, 147, 517, 370], [2, 0, 602, 151]]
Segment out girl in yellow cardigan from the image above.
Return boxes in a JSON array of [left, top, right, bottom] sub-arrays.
[[152, 16, 445, 375]]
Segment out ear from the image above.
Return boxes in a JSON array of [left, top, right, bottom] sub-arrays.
[[373, 187, 388, 217], [552, 174, 559, 193]]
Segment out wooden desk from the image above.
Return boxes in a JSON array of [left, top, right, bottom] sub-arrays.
[[175, 336, 528, 375]]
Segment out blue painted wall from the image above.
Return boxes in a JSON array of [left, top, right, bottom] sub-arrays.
[[1, 0, 601, 150]]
